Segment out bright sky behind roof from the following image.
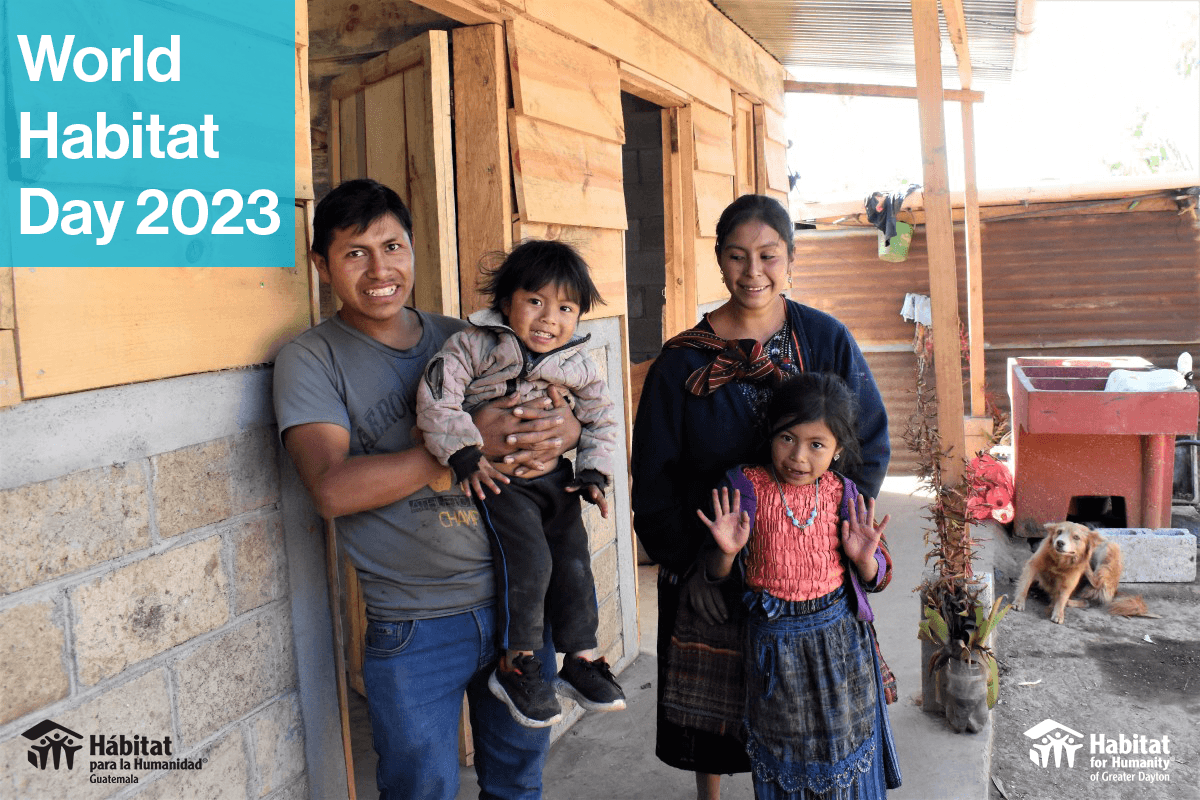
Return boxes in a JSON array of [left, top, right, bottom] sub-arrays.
[[786, 0, 1200, 202]]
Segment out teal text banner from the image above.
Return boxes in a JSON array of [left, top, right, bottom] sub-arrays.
[[1, 0, 294, 268]]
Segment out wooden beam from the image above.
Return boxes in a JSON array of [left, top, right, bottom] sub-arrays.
[[662, 106, 697, 339], [453, 24, 512, 317], [941, 0, 974, 90], [619, 62, 687, 108], [912, 0, 967, 483], [961, 101, 986, 418], [324, 521, 358, 800], [784, 80, 983, 104], [410, 0, 503, 25]]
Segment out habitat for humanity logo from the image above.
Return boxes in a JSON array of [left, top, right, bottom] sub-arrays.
[[1024, 719, 1084, 768], [1023, 718, 1173, 786], [20, 717, 206, 786], [22, 720, 84, 770]]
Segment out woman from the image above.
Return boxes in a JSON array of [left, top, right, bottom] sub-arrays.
[[630, 194, 889, 799]]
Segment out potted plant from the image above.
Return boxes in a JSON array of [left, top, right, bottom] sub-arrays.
[[905, 321, 1012, 733], [918, 585, 1011, 732]]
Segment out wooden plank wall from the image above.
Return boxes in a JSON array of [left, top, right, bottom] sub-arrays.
[[497, 0, 788, 324]]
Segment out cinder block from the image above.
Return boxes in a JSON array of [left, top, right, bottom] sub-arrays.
[[584, 498, 616, 554], [591, 543, 618, 601], [72, 536, 229, 685], [0, 600, 69, 725], [0, 463, 150, 593], [1094, 528, 1197, 582], [595, 591, 623, 656], [153, 427, 279, 538], [233, 512, 288, 614], [4, 670, 171, 800], [137, 730, 248, 800], [250, 693, 306, 796], [174, 603, 297, 744]]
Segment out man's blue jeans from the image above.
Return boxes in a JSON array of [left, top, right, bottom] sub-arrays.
[[362, 605, 553, 800]]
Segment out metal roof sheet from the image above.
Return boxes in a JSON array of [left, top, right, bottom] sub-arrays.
[[708, 0, 1022, 86]]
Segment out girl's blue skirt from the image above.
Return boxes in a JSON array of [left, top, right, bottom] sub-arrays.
[[744, 587, 902, 799]]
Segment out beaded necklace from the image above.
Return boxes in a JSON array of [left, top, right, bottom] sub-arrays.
[[771, 468, 821, 529]]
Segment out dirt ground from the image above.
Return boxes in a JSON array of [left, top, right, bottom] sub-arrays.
[[985, 516, 1200, 800]]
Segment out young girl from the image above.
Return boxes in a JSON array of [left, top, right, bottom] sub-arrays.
[[416, 239, 625, 728], [696, 372, 902, 799]]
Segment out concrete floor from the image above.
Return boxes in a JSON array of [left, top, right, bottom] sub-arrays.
[[349, 475, 995, 799]]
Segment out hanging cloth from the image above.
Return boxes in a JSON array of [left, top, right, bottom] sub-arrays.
[[865, 184, 921, 245]]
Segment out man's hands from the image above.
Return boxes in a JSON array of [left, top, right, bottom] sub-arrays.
[[473, 387, 582, 477]]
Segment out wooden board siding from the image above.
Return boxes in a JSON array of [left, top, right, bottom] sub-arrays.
[[295, 0, 314, 201], [0, 331, 18, 408], [514, 222, 628, 321], [605, 0, 784, 110], [520, 0, 735, 116], [509, 112, 628, 231], [693, 171, 734, 239], [691, 103, 736, 176], [507, 16, 624, 143], [695, 236, 724, 307], [0, 265, 12, 331], [453, 24, 513, 318], [734, 96, 756, 198], [764, 138, 790, 193], [15, 267, 311, 399]]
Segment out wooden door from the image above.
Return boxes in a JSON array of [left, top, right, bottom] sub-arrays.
[[330, 31, 460, 317]]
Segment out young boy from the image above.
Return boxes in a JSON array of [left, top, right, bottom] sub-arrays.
[[417, 239, 626, 728]]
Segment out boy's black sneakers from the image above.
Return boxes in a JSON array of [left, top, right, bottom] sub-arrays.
[[555, 656, 627, 712], [488, 654, 563, 728]]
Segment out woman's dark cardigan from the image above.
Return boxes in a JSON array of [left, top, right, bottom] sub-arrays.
[[631, 299, 890, 577]]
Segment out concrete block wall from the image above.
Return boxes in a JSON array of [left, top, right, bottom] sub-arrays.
[[580, 334, 635, 671], [0, 370, 307, 799]]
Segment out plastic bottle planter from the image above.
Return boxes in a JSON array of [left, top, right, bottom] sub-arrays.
[[941, 658, 990, 734], [877, 220, 913, 262]]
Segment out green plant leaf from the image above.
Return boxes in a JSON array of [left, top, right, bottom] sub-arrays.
[[985, 653, 1000, 708], [920, 606, 950, 646]]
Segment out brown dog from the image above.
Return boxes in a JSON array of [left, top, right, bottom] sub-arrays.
[[1012, 521, 1147, 624]]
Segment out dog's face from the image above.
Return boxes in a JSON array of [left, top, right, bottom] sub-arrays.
[[1043, 521, 1095, 563]]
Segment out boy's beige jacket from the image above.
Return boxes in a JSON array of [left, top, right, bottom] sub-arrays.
[[416, 309, 617, 480]]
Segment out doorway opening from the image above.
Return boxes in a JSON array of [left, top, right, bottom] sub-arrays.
[[621, 92, 666, 365]]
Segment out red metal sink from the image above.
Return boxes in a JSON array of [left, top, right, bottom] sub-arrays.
[[1008, 357, 1199, 534]]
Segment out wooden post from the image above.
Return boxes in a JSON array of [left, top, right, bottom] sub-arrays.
[[911, 0, 967, 484], [961, 101, 987, 419], [324, 521, 358, 800]]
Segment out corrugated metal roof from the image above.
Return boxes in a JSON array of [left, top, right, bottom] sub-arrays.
[[708, 0, 1021, 86], [790, 209, 1200, 474]]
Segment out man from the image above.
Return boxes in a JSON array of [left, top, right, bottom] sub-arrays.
[[273, 179, 579, 799]]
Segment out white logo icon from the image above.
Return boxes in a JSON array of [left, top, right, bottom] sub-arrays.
[[1023, 719, 1085, 768]]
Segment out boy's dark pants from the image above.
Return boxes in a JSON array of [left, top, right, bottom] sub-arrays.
[[480, 458, 600, 654]]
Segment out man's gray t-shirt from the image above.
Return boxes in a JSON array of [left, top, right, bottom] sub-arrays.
[[273, 312, 494, 620]]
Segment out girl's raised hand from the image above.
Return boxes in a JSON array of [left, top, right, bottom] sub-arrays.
[[696, 487, 751, 555], [841, 494, 889, 580]]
